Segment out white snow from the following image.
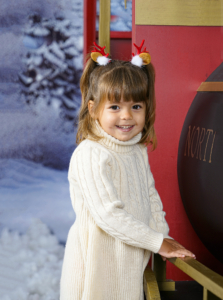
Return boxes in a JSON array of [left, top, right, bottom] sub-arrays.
[[23, 36, 45, 49], [73, 54, 83, 71], [0, 219, 65, 300], [49, 42, 66, 61], [25, 26, 50, 37], [43, 48, 68, 70], [0, 158, 75, 299], [0, 158, 75, 242]]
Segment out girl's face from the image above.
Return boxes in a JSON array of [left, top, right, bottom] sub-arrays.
[[90, 98, 146, 141]]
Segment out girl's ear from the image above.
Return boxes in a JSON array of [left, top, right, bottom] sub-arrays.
[[88, 100, 96, 119]]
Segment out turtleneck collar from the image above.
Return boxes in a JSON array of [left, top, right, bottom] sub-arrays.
[[92, 120, 142, 153]]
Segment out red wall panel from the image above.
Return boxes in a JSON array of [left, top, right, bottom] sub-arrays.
[[134, 24, 223, 280]]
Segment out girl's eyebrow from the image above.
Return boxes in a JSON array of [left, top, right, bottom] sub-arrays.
[[107, 100, 144, 105], [111, 99, 143, 102]]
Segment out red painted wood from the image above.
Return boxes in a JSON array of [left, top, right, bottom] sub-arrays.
[[134, 25, 223, 280], [110, 38, 132, 60], [83, 0, 96, 63], [110, 31, 132, 39], [96, 31, 132, 39]]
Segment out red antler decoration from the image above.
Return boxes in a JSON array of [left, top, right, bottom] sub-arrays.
[[92, 42, 109, 57], [132, 39, 148, 57]]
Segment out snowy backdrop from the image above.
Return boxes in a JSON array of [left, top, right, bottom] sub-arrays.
[[0, 0, 132, 298], [96, 0, 132, 31]]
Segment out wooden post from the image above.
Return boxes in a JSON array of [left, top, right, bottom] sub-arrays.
[[83, 0, 96, 61], [153, 254, 175, 291], [144, 264, 161, 300], [153, 253, 166, 282], [203, 287, 208, 300], [99, 0, 111, 54]]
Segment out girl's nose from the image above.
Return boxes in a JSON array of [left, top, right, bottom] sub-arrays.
[[121, 109, 133, 120]]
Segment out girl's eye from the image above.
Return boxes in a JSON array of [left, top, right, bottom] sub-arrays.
[[110, 105, 119, 110], [132, 104, 142, 110]]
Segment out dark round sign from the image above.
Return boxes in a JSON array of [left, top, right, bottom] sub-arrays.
[[178, 63, 223, 264]]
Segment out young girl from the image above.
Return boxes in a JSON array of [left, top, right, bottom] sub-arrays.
[[60, 41, 195, 300]]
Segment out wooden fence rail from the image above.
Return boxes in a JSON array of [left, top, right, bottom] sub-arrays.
[[143, 254, 223, 300]]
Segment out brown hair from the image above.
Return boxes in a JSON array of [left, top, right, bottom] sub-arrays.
[[76, 55, 157, 150]]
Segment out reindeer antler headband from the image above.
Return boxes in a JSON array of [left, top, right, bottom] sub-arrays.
[[91, 42, 111, 66], [90, 39, 151, 67], [131, 39, 151, 67]]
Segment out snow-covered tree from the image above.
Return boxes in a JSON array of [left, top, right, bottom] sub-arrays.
[[19, 14, 83, 122]]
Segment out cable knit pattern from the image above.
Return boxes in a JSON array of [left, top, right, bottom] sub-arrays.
[[60, 123, 171, 300]]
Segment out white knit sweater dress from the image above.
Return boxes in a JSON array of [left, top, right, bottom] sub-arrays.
[[60, 123, 171, 300]]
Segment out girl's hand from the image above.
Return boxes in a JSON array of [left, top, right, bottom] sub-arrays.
[[158, 238, 196, 260]]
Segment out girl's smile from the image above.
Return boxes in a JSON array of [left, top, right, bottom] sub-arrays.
[[116, 125, 134, 132], [93, 99, 146, 141]]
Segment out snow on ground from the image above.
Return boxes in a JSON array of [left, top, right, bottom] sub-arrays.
[[0, 158, 75, 298], [0, 219, 65, 300], [0, 158, 75, 242]]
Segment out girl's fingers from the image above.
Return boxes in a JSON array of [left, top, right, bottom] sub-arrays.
[[180, 249, 195, 257], [166, 239, 185, 249], [171, 249, 196, 258], [158, 239, 196, 259], [167, 243, 194, 256]]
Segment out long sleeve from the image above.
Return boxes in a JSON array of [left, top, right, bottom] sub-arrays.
[[140, 145, 173, 240], [69, 145, 164, 253]]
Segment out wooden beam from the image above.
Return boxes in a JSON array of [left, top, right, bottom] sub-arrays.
[[144, 264, 161, 300], [197, 82, 223, 92], [136, 0, 223, 26], [99, 0, 111, 54], [168, 257, 223, 300]]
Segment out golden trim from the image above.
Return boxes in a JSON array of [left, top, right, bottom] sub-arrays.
[[168, 257, 223, 299], [136, 0, 223, 26], [99, 0, 110, 54], [197, 82, 223, 92]]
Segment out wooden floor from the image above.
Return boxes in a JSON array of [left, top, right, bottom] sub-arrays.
[[144, 281, 203, 300]]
